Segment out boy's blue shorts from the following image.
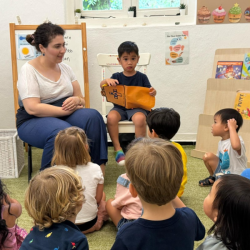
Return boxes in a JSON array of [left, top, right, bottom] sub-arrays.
[[110, 107, 149, 121]]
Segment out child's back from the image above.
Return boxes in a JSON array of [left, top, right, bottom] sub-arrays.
[[111, 138, 205, 250], [0, 180, 27, 250], [20, 166, 89, 250], [112, 207, 205, 250]]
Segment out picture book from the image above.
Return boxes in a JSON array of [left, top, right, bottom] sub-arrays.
[[234, 91, 250, 120], [101, 84, 155, 111], [215, 61, 243, 79], [241, 53, 250, 80]]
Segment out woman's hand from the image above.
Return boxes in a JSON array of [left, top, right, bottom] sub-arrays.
[[62, 96, 82, 111]]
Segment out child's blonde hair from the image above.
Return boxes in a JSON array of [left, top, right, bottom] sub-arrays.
[[125, 138, 183, 206], [51, 127, 91, 168], [25, 166, 85, 230]]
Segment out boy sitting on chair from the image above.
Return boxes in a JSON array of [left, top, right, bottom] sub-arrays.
[[199, 108, 247, 187], [146, 107, 187, 197], [99, 41, 156, 166], [111, 138, 205, 250]]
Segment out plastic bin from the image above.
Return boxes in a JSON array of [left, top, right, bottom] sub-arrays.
[[0, 129, 25, 178]]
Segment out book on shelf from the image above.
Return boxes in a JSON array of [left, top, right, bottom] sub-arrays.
[[241, 53, 250, 80], [234, 91, 250, 120], [101, 84, 155, 111], [215, 61, 243, 79]]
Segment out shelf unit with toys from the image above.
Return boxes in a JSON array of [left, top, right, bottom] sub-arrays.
[[191, 48, 250, 167]]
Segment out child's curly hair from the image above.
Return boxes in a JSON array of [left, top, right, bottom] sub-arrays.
[[25, 166, 85, 230]]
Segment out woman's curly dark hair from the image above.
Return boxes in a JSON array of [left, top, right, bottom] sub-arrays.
[[0, 179, 11, 249]]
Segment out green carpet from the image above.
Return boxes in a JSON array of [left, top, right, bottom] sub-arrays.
[[3, 145, 213, 249]]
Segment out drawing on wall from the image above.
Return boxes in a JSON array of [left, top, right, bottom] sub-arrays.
[[228, 3, 242, 23], [244, 6, 250, 22], [212, 6, 226, 23], [197, 1, 248, 24], [16, 34, 40, 60], [165, 31, 189, 66], [197, 6, 211, 24]]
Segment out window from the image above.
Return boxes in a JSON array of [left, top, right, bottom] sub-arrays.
[[81, 0, 181, 18]]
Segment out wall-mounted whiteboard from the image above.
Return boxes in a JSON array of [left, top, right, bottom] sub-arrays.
[[10, 23, 90, 115]]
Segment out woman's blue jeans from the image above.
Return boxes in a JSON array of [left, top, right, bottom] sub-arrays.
[[18, 109, 108, 170]]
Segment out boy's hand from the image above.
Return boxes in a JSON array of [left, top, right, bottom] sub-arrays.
[[105, 78, 119, 86], [149, 87, 156, 97], [227, 119, 238, 131]]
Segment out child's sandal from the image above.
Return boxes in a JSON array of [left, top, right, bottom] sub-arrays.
[[199, 176, 215, 187]]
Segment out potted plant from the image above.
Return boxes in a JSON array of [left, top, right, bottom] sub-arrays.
[[75, 9, 82, 18], [128, 6, 135, 17], [180, 4, 186, 16]]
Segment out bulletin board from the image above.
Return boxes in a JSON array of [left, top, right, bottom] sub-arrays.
[[9, 23, 90, 115], [197, 0, 250, 25]]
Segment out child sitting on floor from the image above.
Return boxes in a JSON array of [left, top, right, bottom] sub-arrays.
[[111, 138, 205, 250], [106, 138, 185, 231], [100, 41, 156, 166], [51, 127, 108, 233], [146, 107, 187, 197], [197, 174, 250, 249], [0, 179, 27, 250], [20, 166, 89, 249], [199, 108, 247, 187]]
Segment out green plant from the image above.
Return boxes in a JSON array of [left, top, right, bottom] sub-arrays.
[[75, 9, 81, 13], [180, 3, 186, 9], [128, 6, 134, 11]]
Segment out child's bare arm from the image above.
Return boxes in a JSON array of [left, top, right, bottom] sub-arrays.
[[3, 195, 22, 218], [100, 78, 119, 88], [95, 184, 104, 204], [228, 118, 241, 155]]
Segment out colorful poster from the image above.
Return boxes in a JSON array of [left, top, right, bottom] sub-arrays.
[[234, 91, 250, 120], [16, 34, 40, 60], [165, 31, 189, 65], [241, 53, 250, 80]]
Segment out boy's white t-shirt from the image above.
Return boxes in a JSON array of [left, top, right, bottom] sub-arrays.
[[17, 62, 76, 104], [75, 162, 104, 224], [216, 136, 247, 175]]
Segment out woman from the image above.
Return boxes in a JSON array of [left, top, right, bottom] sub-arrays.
[[16, 22, 107, 173]]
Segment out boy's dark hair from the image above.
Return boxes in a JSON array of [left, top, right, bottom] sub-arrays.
[[118, 41, 139, 58], [146, 108, 180, 140], [215, 108, 243, 132], [26, 22, 65, 52], [208, 174, 250, 250]]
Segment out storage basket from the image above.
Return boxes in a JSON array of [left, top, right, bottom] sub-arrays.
[[0, 129, 25, 178]]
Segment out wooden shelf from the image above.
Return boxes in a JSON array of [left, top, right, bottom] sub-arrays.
[[192, 48, 250, 167]]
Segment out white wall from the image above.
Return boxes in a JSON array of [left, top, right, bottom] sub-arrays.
[[1, 0, 249, 141]]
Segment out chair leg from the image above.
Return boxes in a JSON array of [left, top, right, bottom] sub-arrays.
[[28, 144, 32, 182]]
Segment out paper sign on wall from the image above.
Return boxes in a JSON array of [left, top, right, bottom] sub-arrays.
[[16, 34, 40, 60], [165, 31, 189, 65]]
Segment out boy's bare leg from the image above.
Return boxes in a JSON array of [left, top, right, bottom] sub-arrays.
[[132, 112, 147, 138], [106, 199, 123, 227], [203, 152, 219, 176], [107, 110, 122, 151]]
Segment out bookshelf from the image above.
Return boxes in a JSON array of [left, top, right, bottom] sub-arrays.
[[191, 48, 250, 167]]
